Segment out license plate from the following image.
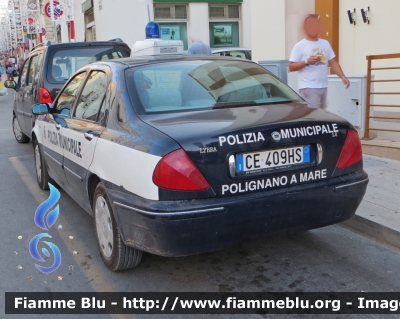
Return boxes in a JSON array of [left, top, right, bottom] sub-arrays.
[[236, 145, 311, 173]]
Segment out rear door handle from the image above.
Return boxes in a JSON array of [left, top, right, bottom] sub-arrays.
[[55, 124, 61, 130], [84, 132, 94, 141]]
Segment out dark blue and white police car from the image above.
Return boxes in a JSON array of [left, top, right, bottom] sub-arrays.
[[31, 53, 368, 271]]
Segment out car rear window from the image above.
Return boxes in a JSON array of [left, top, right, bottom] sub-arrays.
[[47, 46, 129, 83], [125, 60, 302, 114]]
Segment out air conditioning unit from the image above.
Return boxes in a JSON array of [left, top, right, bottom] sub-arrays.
[[288, 70, 373, 137], [209, 7, 225, 19], [209, 5, 240, 19], [154, 7, 172, 19], [154, 5, 187, 20]]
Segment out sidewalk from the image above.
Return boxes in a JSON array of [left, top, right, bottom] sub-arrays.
[[341, 155, 400, 250], [361, 120, 400, 161]]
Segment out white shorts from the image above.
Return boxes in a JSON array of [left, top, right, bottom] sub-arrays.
[[299, 88, 328, 109]]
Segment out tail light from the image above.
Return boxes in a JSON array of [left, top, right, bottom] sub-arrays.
[[39, 88, 53, 104], [336, 129, 362, 169], [153, 149, 210, 191]]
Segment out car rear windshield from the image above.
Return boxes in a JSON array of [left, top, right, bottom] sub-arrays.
[[47, 46, 129, 83], [125, 60, 302, 114]]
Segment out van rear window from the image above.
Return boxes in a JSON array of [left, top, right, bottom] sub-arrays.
[[47, 46, 129, 83]]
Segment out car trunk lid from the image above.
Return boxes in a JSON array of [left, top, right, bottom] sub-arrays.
[[139, 103, 353, 197]]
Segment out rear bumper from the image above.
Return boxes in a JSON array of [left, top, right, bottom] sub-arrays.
[[107, 170, 368, 257]]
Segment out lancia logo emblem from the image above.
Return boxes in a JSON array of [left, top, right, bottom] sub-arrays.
[[271, 131, 281, 142]]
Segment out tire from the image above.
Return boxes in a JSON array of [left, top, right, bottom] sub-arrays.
[[93, 182, 142, 271], [12, 115, 30, 143], [34, 140, 54, 190]]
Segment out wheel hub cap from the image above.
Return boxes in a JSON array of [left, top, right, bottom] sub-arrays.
[[95, 196, 113, 259], [35, 145, 42, 183], [13, 118, 22, 140]]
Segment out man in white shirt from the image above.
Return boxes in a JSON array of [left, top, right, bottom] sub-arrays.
[[289, 14, 350, 109]]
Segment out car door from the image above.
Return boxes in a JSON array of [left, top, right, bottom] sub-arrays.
[[62, 70, 108, 203], [42, 71, 88, 184], [20, 54, 41, 134], [14, 57, 30, 134], [24, 52, 44, 132]]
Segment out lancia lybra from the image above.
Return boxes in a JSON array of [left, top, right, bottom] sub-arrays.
[[30, 56, 368, 271]]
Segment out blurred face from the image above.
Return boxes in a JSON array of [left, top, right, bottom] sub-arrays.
[[304, 16, 321, 38]]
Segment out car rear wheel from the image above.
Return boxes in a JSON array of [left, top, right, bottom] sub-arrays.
[[13, 115, 30, 143], [34, 140, 54, 190], [93, 182, 142, 271]]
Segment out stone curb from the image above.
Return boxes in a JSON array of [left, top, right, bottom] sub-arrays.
[[340, 214, 400, 250]]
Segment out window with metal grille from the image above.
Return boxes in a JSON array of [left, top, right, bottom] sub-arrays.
[[154, 4, 187, 20], [209, 7, 225, 19], [154, 7, 171, 19], [209, 4, 240, 19], [88, 12, 94, 23], [228, 5, 239, 19], [85, 10, 94, 24], [175, 5, 187, 19]]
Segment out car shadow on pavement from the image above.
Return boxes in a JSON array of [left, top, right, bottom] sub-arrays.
[[8, 152, 400, 296]]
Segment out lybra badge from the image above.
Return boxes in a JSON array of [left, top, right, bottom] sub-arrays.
[[271, 131, 281, 142]]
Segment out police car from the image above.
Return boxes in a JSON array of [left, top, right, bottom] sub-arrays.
[[31, 54, 368, 271]]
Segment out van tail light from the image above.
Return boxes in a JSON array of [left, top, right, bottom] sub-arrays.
[[39, 88, 53, 104], [336, 129, 363, 169], [153, 149, 210, 191]]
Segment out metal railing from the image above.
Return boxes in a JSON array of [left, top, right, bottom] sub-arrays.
[[365, 53, 400, 139]]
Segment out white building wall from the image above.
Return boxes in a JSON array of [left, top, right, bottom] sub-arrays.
[[285, 0, 314, 58], [187, 3, 209, 45], [41, 1, 253, 54], [73, 0, 252, 51], [74, 0, 152, 46], [60, 21, 69, 43], [249, 0, 315, 62], [70, 0, 323, 62], [241, 0, 251, 48], [94, 0, 151, 47], [338, 0, 400, 111], [338, 0, 400, 74], [73, 0, 86, 42], [250, 0, 286, 62]]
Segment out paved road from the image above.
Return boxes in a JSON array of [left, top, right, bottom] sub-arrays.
[[0, 83, 399, 319]]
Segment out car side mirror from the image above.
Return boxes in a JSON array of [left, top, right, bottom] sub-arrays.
[[4, 80, 18, 90], [32, 103, 50, 115]]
